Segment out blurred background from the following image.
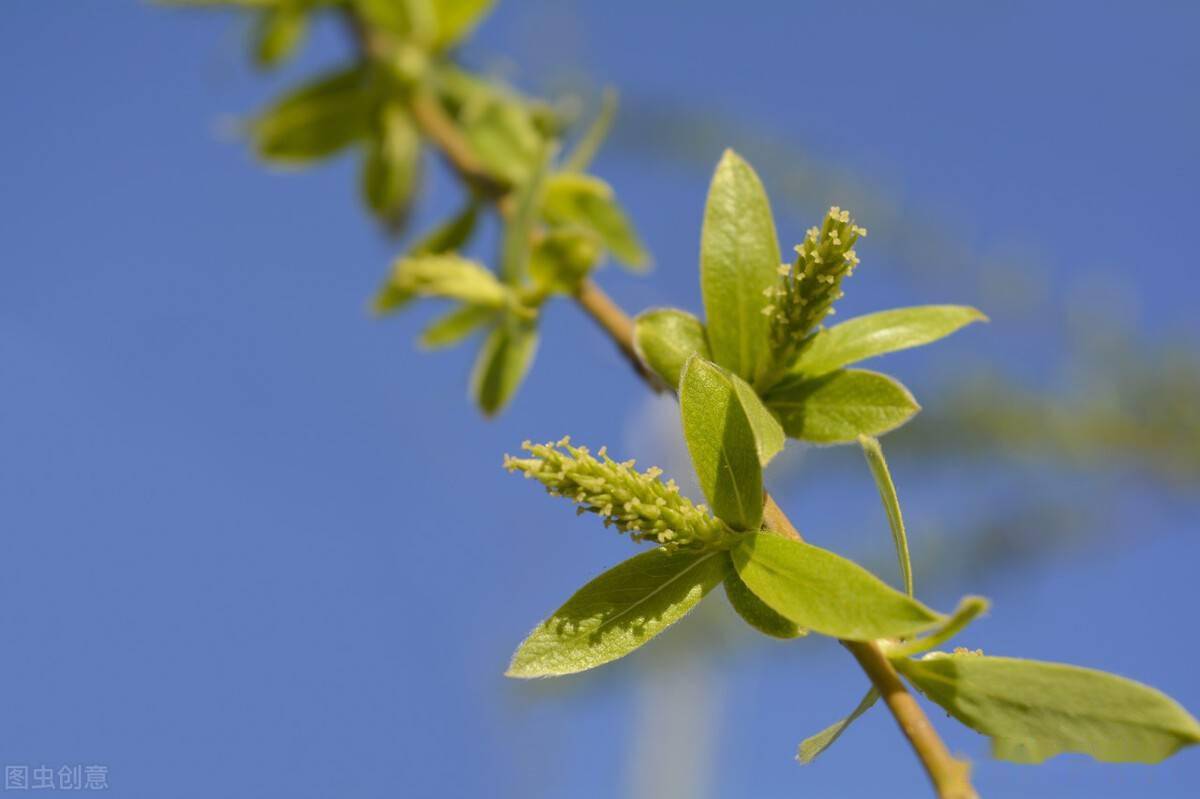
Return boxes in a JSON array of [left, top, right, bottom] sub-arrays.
[[2, 1, 1198, 796]]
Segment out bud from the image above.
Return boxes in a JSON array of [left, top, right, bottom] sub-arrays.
[[768, 206, 867, 369], [504, 437, 734, 549]]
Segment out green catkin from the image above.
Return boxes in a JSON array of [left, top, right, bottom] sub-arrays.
[[503, 437, 734, 549], [766, 206, 867, 371]]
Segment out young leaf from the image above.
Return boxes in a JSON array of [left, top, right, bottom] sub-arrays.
[[541, 173, 648, 269], [633, 308, 711, 390], [886, 596, 990, 660], [561, 87, 617, 173], [730, 533, 944, 640], [499, 143, 551, 285], [723, 563, 804, 639], [700, 150, 781, 385], [858, 435, 912, 596], [470, 317, 537, 416], [252, 67, 375, 164], [410, 199, 480, 256], [374, 253, 507, 314], [361, 105, 421, 222], [418, 303, 496, 349], [252, 4, 308, 69], [791, 305, 988, 377], [431, 0, 495, 49], [355, 0, 435, 42], [797, 687, 879, 764], [896, 653, 1200, 764], [728, 371, 785, 467], [507, 548, 729, 678], [679, 356, 764, 531], [460, 92, 544, 187], [765, 368, 920, 444]]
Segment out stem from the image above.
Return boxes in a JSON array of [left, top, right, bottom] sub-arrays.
[[345, 12, 976, 797]]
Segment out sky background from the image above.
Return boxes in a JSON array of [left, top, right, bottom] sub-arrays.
[[2, 1, 1198, 797]]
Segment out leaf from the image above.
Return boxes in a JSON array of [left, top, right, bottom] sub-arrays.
[[470, 317, 538, 416], [797, 688, 880, 764], [419, 303, 496, 349], [562, 87, 617, 173], [507, 548, 729, 678], [499, 143, 551, 285], [252, 67, 375, 164], [886, 596, 990, 660], [431, 0, 495, 49], [765, 368, 920, 445], [632, 308, 711, 390], [355, 0, 435, 41], [252, 5, 308, 69], [791, 305, 988, 377], [730, 533, 944, 640], [529, 228, 602, 293], [460, 92, 544, 187], [699, 150, 781, 385], [679, 357, 764, 531], [361, 104, 421, 221], [410, 199, 480, 256], [374, 253, 507, 314], [896, 653, 1200, 764], [541, 173, 648, 269], [858, 435, 912, 595], [728, 370, 785, 467], [723, 563, 804, 639]]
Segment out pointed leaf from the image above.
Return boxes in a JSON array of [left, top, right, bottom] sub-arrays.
[[897, 653, 1200, 764], [470, 318, 537, 416], [679, 357, 764, 531], [700, 150, 781, 385], [499, 143, 551, 284], [374, 253, 506, 314], [253, 67, 375, 164], [431, 0, 495, 48], [361, 105, 421, 221], [411, 199, 480, 256], [886, 596, 990, 660], [562, 87, 617, 173], [730, 533, 943, 640], [633, 308, 710, 390], [797, 688, 879, 764], [507, 548, 729, 678], [419, 303, 496, 349], [252, 5, 309, 69], [723, 563, 804, 639], [765, 368, 919, 444], [729, 371, 785, 466], [792, 305, 987, 377], [541, 173, 648, 269], [858, 435, 912, 595]]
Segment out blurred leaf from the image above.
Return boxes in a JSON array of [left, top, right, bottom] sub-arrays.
[[374, 253, 506, 314], [797, 688, 879, 764], [723, 563, 804, 639], [410, 198, 480, 255], [252, 4, 309, 69], [460, 91, 543, 186], [470, 316, 537, 416], [897, 653, 1200, 764], [253, 66, 375, 164], [793, 305, 987, 377], [562, 87, 617, 173], [700, 150, 780, 385], [529, 228, 602, 293], [431, 0, 494, 49], [633, 308, 710, 390], [858, 435, 912, 595], [541, 173, 648, 269], [765, 369, 919, 445], [361, 104, 421, 223], [730, 533, 944, 640], [499, 143, 551, 285], [507, 547, 728, 678], [355, 0, 435, 41], [679, 356, 764, 531], [419, 303, 496, 349]]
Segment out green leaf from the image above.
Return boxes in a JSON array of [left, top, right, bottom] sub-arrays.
[[507, 548, 729, 678], [252, 67, 375, 164], [699, 150, 781, 385], [797, 688, 879, 764], [561, 87, 617, 173], [374, 253, 507, 314], [431, 0, 495, 49], [470, 317, 538, 416], [541, 173, 648, 269], [499, 143, 551, 285], [858, 435, 912, 595], [765, 368, 920, 445], [791, 305, 987, 377], [679, 356, 764, 531], [418, 303, 496, 349], [896, 653, 1200, 764], [355, 0, 435, 41], [728, 370, 785, 467], [252, 5, 309, 69], [361, 104, 421, 221], [459, 91, 544, 187], [886, 596, 990, 660], [632, 308, 710, 390], [723, 562, 804, 639], [410, 199, 480, 255], [730, 533, 944, 640], [529, 228, 602, 293]]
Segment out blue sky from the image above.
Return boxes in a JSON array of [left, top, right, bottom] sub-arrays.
[[2, 1, 1198, 797]]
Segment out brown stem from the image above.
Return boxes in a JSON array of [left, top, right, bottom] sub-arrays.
[[345, 11, 975, 797]]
